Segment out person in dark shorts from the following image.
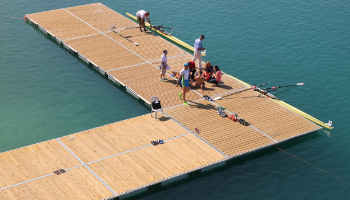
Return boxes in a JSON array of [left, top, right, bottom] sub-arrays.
[[136, 10, 151, 32]]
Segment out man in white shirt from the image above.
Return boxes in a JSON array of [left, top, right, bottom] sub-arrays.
[[176, 63, 190, 105], [136, 10, 152, 32], [160, 50, 169, 81], [193, 35, 205, 70]]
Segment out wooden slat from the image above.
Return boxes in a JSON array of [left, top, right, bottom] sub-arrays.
[[65, 3, 136, 33], [216, 89, 320, 141], [60, 114, 189, 163], [65, 34, 145, 71], [0, 140, 81, 188], [105, 30, 186, 62], [164, 100, 275, 156], [0, 167, 113, 199], [26, 9, 99, 40], [109, 63, 203, 108], [89, 134, 225, 194]]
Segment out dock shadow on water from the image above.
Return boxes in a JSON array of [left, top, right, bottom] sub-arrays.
[[117, 131, 321, 200]]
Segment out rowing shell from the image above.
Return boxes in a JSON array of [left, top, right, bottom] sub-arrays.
[[126, 12, 205, 56]]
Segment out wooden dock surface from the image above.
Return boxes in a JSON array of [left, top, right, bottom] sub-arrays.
[[0, 2, 321, 199]]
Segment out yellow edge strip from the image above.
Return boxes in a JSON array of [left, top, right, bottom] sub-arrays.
[[126, 12, 206, 56], [224, 72, 332, 129]]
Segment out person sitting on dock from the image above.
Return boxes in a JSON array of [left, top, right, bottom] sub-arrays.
[[192, 70, 205, 92], [192, 35, 205, 70], [203, 61, 214, 81], [136, 10, 152, 32], [160, 50, 169, 81], [176, 63, 190, 105], [209, 65, 222, 86]]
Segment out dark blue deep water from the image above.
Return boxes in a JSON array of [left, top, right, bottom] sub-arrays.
[[1, 0, 349, 199]]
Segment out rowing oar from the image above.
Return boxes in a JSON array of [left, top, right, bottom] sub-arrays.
[[262, 83, 304, 90], [151, 25, 173, 30], [111, 29, 139, 46], [110, 25, 139, 31]]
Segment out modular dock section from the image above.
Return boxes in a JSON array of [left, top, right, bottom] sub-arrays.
[[0, 3, 322, 199]]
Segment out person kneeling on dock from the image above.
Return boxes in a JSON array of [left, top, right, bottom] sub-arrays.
[[136, 10, 151, 32], [209, 65, 222, 86], [192, 70, 205, 92], [176, 63, 190, 105]]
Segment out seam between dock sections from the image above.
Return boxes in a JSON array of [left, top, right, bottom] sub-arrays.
[[62, 32, 106, 41], [85, 132, 191, 165], [56, 138, 118, 196], [56, 138, 85, 164], [0, 165, 83, 191], [84, 165, 118, 196], [62, 9, 164, 73], [106, 53, 189, 72], [162, 112, 228, 158]]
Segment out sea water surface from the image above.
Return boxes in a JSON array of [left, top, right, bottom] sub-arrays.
[[1, 0, 349, 199]]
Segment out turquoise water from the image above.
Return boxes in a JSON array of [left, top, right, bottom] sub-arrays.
[[1, 0, 350, 199]]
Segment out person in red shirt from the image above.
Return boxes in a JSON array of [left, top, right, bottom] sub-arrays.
[[187, 61, 196, 81]]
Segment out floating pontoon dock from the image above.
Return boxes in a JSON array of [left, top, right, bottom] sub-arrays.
[[0, 3, 323, 199]]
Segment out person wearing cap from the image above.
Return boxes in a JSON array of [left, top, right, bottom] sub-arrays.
[[160, 50, 169, 81], [136, 10, 151, 32], [193, 35, 205, 70], [176, 63, 190, 105]]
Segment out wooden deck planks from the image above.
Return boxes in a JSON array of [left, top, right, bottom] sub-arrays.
[[26, 9, 99, 40], [0, 167, 113, 199], [217, 89, 320, 141], [109, 64, 203, 108], [60, 114, 189, 163], [64, 34, 145, 71], [164, 100, 275, 156], [89, 134, 225, 194], [65, 3, 136, 33], [0, 140, 81, 189], [105, 29, 187, 62]]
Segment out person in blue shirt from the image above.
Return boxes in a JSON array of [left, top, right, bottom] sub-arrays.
[[192, 35, 205, 70]]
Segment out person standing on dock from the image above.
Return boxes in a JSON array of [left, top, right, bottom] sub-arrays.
[[193, 35, 205, 70], [136, 10, 152, 32], [176, 63, 190, 105], [160, 50, 169, 81]]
